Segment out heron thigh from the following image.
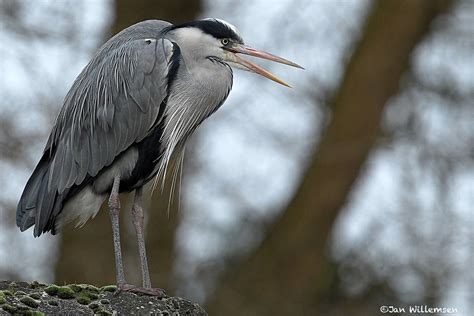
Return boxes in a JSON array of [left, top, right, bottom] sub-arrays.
[[56, 186, 106, 230], [92, 147, 139, 194]]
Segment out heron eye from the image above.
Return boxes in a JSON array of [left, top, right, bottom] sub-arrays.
[[221, 38, 230, 46]]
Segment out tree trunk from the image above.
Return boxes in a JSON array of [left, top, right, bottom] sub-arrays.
[[205, 1, 453, 315]]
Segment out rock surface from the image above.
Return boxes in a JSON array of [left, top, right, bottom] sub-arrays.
[[0, 281, 207, 315]]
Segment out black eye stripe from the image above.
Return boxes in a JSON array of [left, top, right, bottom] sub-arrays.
[[171, 19, 243, 44]]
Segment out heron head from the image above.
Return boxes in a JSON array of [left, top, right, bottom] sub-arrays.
[[168, 18, 303, 87]]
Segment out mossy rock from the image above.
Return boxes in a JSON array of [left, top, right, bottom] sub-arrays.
[[29, 292, 41, 300], [95, 308, 113, 316], [100, 285, 117, 292], [47, 299, 59, 306], [68, 284, 99, 298], [76, 295, 91, 305], [57, 286, 75, 299], [1, 281, 207, 315], [0, 291, 7, 305], [44, 285, 59, 296], [20, 296, 41, 308], [15, 304, 31, 312], [85, 291, 99, 300], [1, 290, 13, 296], [68, 284, 83, 293], [81, 284, 99, 292], [2, 303, 17, 313], [14, 309, 45, 316], [29, 281, 45, 289]]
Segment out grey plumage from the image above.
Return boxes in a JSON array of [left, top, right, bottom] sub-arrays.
[[18, 20, 177, 236]]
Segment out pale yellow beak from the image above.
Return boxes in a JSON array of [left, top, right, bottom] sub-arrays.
[[226, 44, 303, 88]]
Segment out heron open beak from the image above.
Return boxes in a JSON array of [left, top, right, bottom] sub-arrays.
[[226, 44, 303, 88]]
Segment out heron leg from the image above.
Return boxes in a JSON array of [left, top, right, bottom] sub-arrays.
[[108, 177, 165, 297], [111, 187, 165, 298], [108, 175, 126, 286], [131, 187, 151, 288]]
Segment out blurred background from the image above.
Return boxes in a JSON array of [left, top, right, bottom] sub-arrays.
[[0, 0, 473, 315]]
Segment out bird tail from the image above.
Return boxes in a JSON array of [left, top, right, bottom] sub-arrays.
[[16, 153, 61, 237]]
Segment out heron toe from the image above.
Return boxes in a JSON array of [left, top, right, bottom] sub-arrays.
[[115, 283, 166, 298]]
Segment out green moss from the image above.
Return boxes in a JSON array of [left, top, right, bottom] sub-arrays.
[[68, 284, 83, 293], [84, 289, 99, 299], [67, 284, 99, 301], [16, 304, 31, 311], [16, 310, 45, 316], [14, 290, 27, 297], [67, 283, 100, 294], [29, 281, 43, 289], [1, 290, 13, 296], [0, 292, 9, 305], [29, 293, 41, 300], [76, 295, 91, 305], [47, 299, 59, 306], [44, 285, 59, 296], [100, 285, 117, 292], [81, 284, 99, 292], [57, 286, 75, 299], [20, 296, 40, 308], [86, 291, 99, 300], [95, 308, 113, 316], [2, 303, 17, 313]]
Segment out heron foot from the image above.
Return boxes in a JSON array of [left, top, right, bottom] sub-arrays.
[[115, 283, 166, 297]]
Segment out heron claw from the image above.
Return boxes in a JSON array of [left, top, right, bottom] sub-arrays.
[[115, 283, 166, 297]]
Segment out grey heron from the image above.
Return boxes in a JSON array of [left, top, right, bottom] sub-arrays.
[[16, 18, 302, 296]]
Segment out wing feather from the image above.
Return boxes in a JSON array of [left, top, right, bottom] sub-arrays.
[[17, 20, 176, 236], [49, 37, 174, 188]]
